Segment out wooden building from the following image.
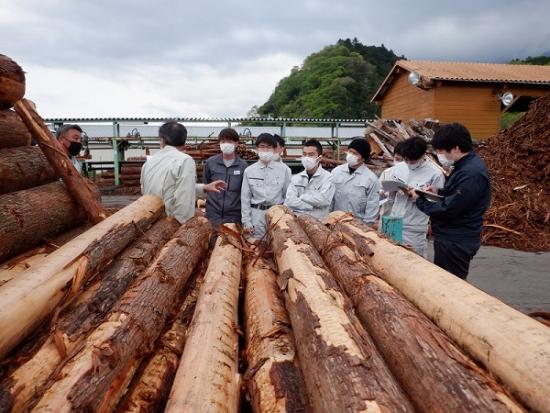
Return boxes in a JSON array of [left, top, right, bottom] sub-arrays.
[[371, 60, 550, 138]]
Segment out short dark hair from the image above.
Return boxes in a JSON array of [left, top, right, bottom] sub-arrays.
[[274, 134, 285, 147], [255, 133, 276, 148], [400, 136, 427, 161], [393, 141, 405, 156], [159, 121, 187, 146], [218, 128, 239, 142], [303, 139, 322, 156], [431, 123, 473, 152], [56, 124, 82, 139]]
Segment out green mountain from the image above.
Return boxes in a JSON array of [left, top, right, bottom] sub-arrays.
[[258, 38, 403, 119], [509, 55, 550, 65]]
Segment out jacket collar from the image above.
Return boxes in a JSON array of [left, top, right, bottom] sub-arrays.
[[214, 153, 242, 166], [299, 164, 324, 178]]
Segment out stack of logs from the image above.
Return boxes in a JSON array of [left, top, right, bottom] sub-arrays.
[[1, 203, 549, 412], [0, 55, 91, 263]]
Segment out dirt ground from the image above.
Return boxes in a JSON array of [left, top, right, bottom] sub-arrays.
[[102, 195, 550, 314]]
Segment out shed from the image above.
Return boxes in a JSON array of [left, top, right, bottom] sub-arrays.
[[371, 60, 550, 138]]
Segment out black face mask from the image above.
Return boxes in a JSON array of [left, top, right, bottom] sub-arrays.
[[68, 141, 82, 156]]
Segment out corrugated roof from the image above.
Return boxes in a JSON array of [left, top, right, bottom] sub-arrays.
[[372, 60, 550, 102]]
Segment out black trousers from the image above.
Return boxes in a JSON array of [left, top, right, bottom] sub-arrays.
[[433, 238, 481, 280]]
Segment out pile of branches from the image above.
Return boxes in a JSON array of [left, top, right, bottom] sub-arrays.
[[478, 94, 550, 251]]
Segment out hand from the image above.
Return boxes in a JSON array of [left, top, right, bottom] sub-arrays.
[[423, 184, 438, 194], [204, 180, 227, 193], [244, 226, 255, 235], [407, 188, 419, 201]]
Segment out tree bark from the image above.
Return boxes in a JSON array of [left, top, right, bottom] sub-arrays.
[[244, 257, 309, 413], [0, 146, 56, 194], [117, 267, 205, 413], [165, 225, 242, 413], [0, 109, 31, 148], [0, 55, 25, 109], [0, 217, 179, 413], [0, 224, 90, 288], [0, 195, 164, 361], [13, 99, 107, 223], [266, 206, 414, 413], [31, 217, 211, 412], [327, 211, 550, 413], [298, 214, 524, 413], [0, 181, 86, 263]]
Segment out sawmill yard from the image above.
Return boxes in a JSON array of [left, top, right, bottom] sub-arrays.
[[1, 32, 550, 413]]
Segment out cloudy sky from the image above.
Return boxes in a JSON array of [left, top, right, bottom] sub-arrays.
[[1, 0, 549, 118]]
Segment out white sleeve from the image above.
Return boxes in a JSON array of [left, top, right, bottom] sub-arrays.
[[284, 179, 313, 211], [164, 158, 196, 224], [241, 169, 253, 228], [300, 174, 335, 208], [363, 177, 380, 225]]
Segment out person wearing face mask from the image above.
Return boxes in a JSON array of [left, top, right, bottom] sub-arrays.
[[141, 122, 227, 224], [284, 139, 335, 221], [408, 123, 491, 279], [241, 133, 291, 240], [331, 138, 380, 225], [388, 137, 445, 257], [378, 142, 408, 220], [203, 128, 248, 231], [56, 124, 84, 173], [273, 134, 292, 175]]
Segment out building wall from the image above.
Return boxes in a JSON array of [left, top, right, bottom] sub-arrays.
[[379, 72, 434, 120], [433, 82, 500, 139]]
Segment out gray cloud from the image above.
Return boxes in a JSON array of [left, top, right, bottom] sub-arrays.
[[1, 0, 548, 117]]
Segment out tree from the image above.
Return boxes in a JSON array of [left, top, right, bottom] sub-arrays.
[[258, 39, 403, 119]]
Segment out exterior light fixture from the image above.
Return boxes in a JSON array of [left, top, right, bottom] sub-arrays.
[[408, 71, 421, 86], [500, 92, 514, 106]]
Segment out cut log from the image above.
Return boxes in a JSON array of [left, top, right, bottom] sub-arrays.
[[297, 214, 524, 413], [0, 181, 86, 263], [0, 146, 56, 194], [120, 174, 142, 181], [0, 195, 164, 361], [13, 99, 107, 223], [0, 217, 179, 412], [117, 267, 205, 413], [120, 166, 143, 175], [31, 217, 211, 412], [266, 205, 413, 413], [0, 224, 90, 288], [165, 225, 242, 413], [0, 109, 31, 148], [327, 211, 550, 413], [0, 55, 25, 109], [244, 257, 309, 413]]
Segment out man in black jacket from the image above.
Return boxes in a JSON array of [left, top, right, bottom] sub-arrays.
[[203, 128, 248, 231], [408, 123, 491, 279]]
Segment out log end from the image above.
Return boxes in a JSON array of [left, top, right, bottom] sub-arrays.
[[0, 55, 25, 108]]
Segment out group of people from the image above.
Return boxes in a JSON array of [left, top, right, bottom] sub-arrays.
[[137, 121, 490, 280], [54, 120, 490, 280]]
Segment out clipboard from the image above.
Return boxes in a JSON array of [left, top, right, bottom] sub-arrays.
[[414, 188, 443, 202]]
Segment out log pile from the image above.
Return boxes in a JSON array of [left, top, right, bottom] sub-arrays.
[[478, 94, 550, 251]]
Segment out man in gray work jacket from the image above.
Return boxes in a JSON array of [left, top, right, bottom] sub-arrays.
[[203, 128, 248, 230]]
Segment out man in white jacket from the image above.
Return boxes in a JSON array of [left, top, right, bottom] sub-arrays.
[[387, 137, 445, 257], [285, 139, 335, 221], [141, 121, 225, 223], [331, 138, 380, 225]]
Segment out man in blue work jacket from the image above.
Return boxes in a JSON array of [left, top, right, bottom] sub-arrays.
[[408, 123, 491, 279]]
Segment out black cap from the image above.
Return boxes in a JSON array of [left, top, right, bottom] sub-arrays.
[[348, 138, 371, 161]]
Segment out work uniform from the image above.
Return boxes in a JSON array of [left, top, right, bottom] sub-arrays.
[[241, 161, 291, 239], [285, 165, 335, 221], [416, 151, 491, 278], [388, 158, 445, 257], [378, 162, 407, 219], [331, 163, 380, 225], [203, 154, 248, 229], [141, 145, 203, 224], [71, 156, 82, 174]]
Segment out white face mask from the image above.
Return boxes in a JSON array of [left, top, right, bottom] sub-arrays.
[[220, 143, 235, 155], [406, 159, 423, 171], [437, 153, 454, 167], [301, 156, 319, 171], [346, 152, 360, 167], [272, 153, 281, 161], [258, 151, 274, 163]]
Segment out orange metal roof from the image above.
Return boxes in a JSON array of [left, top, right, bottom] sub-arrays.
[[372, 60, 550, 102]]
